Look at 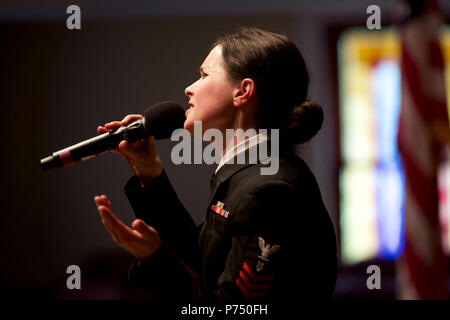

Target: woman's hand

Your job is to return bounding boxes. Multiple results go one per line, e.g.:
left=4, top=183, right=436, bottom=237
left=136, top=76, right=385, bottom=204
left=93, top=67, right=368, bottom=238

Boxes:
left=94, top=194, right=161, bottom=260
left=97, top=114, right=162, bottom=186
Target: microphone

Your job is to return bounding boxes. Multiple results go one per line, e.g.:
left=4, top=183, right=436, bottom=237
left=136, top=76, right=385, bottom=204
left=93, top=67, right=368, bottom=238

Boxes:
left=40, top=101, right=185, bottom=170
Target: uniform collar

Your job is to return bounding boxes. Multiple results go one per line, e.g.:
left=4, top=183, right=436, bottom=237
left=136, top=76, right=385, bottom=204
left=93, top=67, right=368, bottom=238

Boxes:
left=208, top=141, right=273, bottom=205
left=215, top=132, right=268, bottom=174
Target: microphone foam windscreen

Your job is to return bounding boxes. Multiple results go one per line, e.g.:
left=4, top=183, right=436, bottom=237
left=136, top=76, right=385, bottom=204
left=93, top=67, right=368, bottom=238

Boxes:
left=144, top=101, right=186, bottom=139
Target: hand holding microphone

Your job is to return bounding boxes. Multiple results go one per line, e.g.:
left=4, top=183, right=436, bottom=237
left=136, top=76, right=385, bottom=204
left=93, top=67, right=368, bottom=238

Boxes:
left=97, top=114, right=163, bottom=186
left=41, top=101, right=185, bottom=185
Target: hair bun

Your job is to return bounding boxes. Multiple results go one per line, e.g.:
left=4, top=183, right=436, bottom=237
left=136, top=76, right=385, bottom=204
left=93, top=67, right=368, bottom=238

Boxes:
left=285, top=100, right=324, bottom=144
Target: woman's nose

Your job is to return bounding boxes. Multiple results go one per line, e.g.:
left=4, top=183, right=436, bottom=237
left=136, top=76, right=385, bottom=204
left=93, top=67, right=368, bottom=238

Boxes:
left=185, top=83, right=194, bottom=97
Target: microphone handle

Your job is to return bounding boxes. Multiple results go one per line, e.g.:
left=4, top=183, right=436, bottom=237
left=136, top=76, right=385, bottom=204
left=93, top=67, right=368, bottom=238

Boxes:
left=40, top=119, right=148, bottom=170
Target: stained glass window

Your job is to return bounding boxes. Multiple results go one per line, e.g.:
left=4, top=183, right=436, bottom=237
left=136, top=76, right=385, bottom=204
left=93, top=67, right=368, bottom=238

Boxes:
left=338, top=27, right=450, bottom=265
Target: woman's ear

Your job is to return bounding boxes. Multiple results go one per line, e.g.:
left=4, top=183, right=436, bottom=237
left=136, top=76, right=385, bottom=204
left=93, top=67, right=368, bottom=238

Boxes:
left=233, top=78, right=256, bottom=107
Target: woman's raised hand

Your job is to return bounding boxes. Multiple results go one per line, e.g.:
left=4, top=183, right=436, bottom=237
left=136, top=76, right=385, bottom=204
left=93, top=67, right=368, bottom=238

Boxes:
left=97, top=114, right=163, bottom=186
left=94, top=194, right=161, bottom=260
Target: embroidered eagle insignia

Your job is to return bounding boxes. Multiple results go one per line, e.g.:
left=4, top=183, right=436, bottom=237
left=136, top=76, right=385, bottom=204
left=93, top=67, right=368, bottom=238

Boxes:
left=256, top=237, right=280, bottom=272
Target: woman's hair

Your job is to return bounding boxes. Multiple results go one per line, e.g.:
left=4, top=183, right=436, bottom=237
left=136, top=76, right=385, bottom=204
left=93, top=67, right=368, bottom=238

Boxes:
left=213, top=27, right=323, bottom=144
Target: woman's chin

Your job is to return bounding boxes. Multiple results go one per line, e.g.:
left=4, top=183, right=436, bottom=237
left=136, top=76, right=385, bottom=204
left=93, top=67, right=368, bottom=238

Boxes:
left=183, top=120, right=194, bottom=135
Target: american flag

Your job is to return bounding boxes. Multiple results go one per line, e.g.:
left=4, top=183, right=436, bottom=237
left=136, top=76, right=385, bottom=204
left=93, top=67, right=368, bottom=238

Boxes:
left=396, top=0, right=450, bottom=299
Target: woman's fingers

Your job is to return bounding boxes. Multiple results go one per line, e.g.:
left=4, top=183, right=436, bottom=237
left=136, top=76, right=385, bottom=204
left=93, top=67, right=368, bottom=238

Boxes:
left=94, top=195, right=111, bottom=209
left=96, top=205, right=116, bottom=235
left=118, top=140, right=144, bottom=159
left=100, top=194, right=111, bottom=208
left=121, top=114, right=143, bottom=124
left=132, top=219, right=158, bottom=242
left=99, top=207, right=136, bottom=244
left=97, top=126, right=108, bottom=134
left=94, top=195, right=103, bottom=208
left=94, top=195, right=161, bottom=260
left=95, top=199, right=135, bottom=245
left=104, top=121, right=123, bottom=131
left=118, top=140, right=132, bottom=153
left=103, top=114, right=143, bottom=131
left=97, top=114, right=143, bottom=135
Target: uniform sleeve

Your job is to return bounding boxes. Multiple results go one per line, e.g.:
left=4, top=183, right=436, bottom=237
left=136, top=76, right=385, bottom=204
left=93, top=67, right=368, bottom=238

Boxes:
left=125, top=170, right=202, bottom=300
left=206, top=181, right=337, bottom=302
left=124, top=170, right=200, bottom=270
left=128, top=244, right=202, bottom=301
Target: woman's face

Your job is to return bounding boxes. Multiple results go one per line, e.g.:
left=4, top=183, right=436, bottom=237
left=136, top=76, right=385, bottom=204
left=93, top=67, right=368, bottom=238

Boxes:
left=184, top=45, right=238, bottom=137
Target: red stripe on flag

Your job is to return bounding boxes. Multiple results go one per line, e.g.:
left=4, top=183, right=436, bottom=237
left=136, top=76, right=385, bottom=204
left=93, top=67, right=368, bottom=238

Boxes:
left=401, top=40, right=427, bottom=121
left=399, top=147, right=440, bottom=225
left=397, top=0, right=448, bottom=300
left=429, top=40, right=444, bottom=69
left=403, top=236, right=447, bottom=299
left=426, top=97, right=450, bottom=121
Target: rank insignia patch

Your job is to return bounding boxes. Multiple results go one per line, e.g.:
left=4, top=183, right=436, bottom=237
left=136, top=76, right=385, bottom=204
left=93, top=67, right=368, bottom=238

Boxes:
left=210, top=201, right=231, bottom=218
left=235, top=262, right=274, bottom=298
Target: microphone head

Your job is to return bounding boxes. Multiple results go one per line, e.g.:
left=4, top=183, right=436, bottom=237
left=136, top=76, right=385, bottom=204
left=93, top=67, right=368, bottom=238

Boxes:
left=143, top=101, right=186, bottom=139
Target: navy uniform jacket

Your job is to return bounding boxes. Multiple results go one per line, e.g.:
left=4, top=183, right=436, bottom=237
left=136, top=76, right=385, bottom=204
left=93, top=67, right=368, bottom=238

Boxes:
left=125, top=143, right=337, bottom=303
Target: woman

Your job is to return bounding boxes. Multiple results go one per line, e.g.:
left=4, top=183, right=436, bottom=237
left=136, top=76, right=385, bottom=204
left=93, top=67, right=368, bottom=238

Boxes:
left=94, top=27, right=337, bottom=303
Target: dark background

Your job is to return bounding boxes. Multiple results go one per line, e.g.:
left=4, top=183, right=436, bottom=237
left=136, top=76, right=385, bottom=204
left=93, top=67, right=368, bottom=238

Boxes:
left=1, top=0, right=449, bottom=300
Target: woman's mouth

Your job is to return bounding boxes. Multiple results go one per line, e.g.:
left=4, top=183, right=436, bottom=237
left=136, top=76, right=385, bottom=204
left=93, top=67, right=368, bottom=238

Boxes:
left=185, top=105, right=194, bottom=117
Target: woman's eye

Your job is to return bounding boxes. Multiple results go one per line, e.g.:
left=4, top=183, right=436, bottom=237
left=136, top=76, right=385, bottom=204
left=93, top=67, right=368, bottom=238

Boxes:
left=200, top=72, right=208, bottom=78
